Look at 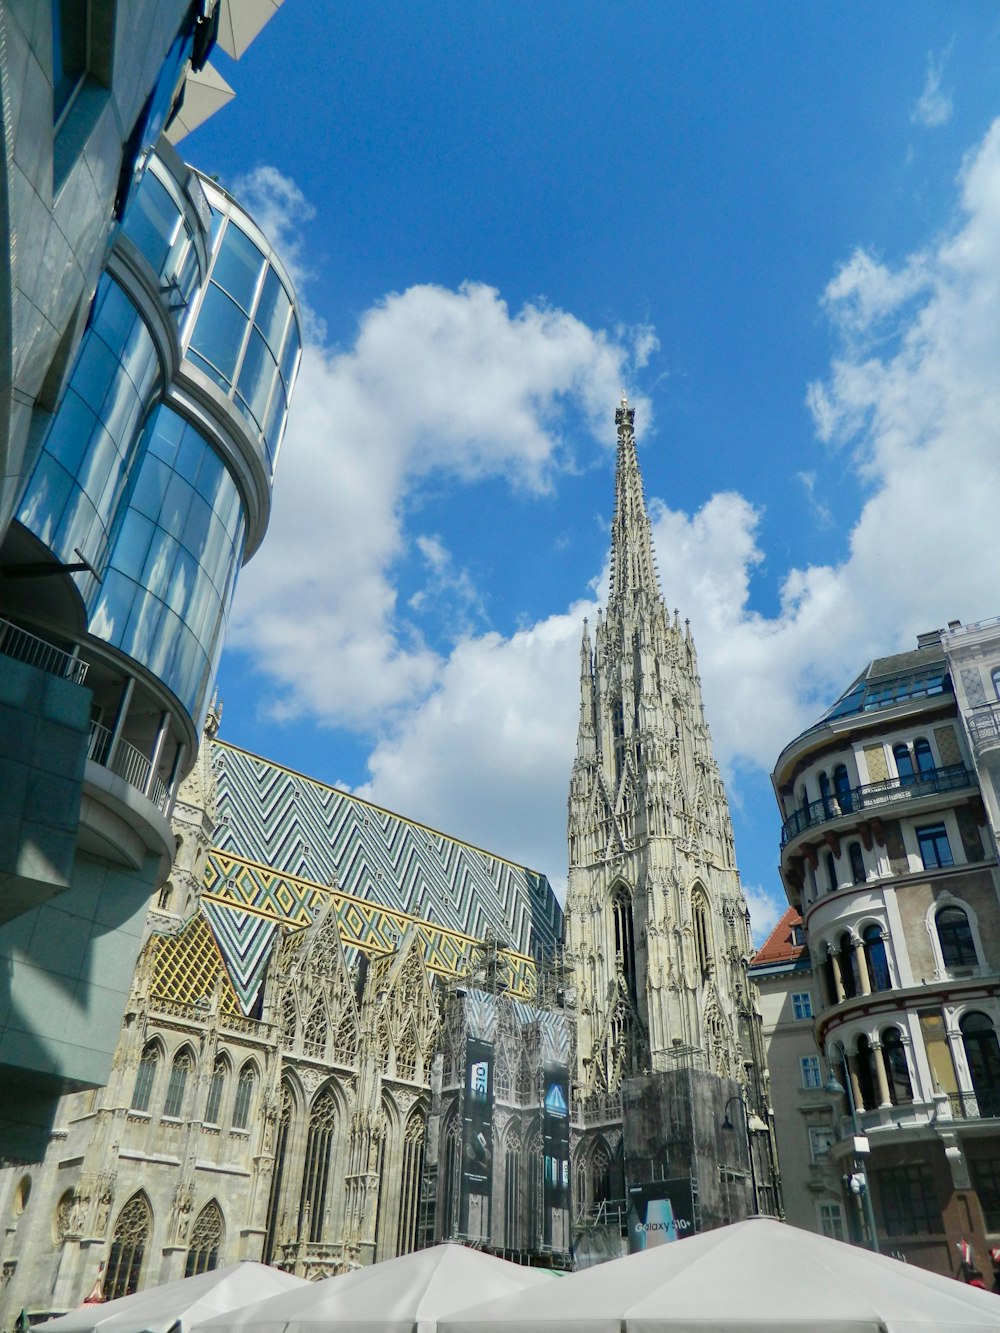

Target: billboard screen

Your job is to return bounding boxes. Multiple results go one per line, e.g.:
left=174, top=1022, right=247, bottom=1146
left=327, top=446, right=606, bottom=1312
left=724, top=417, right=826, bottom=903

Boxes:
left=460, top=1037, right=494, bottom=1238
left=627, top=1178, right=695, bottom=1252
left=542, top=1062, right=571, bottom=1249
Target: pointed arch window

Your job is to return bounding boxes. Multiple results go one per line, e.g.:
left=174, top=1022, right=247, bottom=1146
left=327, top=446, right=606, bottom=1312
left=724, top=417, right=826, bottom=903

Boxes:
left=299, top=1088, right=337, bottom=1243
left=333, top=1008, right=358, bottom=1064
left=693, top=893, right=712, bottom=981
left=106, top=1194, right=151, bottom=1299
left=232, top=1064, right=256, bottom=1130
left=164, top=1049, right=193, bottom=1118
left=611, top=885, right=637, bottom=1002
left=504, top=1140, right=520, bottom=1249
left=611, top=695, right=625, bottom=783
left=304, top=999, right=326, bottom=1057
left=280, top=990, right=297, bottom=1043
left=592, top=1141, right=612, bottom=1205
left=396, top=1022, right=419, bottom=1081
left=185, top=1200, right=223, bottom=1276
left=441, top=1114, right=461, bottom=1238
left=263, top=1082, right=293, bottom=1265
left=204, top=1057, right=227, bottom=1125
left=526, top=1135, right=543, bottom=1249
left=131, top=1043, right=159, bottom=1112
left=396, top=1112, right=425, bottom=1256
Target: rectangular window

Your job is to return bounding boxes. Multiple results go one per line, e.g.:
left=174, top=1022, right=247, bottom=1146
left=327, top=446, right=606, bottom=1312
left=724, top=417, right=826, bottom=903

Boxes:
left=800, top=1055, right=822, bottom=1089
left=970, top=1159, right=1000, bottom=1231
left=809, top=1126, right=834, bottom=1162
left=792, top=992, right=813, bottom=1021
left=916, top=823, right=954, bottom=869
left=818, top=1201, right=845, bottom=1240
left=875, top=1164, right=943, bottom=1237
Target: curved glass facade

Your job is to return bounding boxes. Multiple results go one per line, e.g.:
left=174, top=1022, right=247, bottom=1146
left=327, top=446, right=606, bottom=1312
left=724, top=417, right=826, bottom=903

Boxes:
left=88, top=406, right=246, bottom=717
left=120, top=162, right=205, bottom=319
left=17, top=276, right=161, bottom=574
left=185, top=201, right=301, bottom=477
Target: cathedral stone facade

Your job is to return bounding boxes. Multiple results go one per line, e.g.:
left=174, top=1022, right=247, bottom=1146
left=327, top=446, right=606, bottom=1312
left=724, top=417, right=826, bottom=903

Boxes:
left=0, top=402, right=775, bottom=1318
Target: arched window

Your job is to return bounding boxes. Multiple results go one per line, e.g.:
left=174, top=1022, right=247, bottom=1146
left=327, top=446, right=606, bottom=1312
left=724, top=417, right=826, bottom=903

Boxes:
left=960, top=1012, right=1000, bottom=1117
left=205, top=1057, right=227, bottom=1125
left=494, top=1057, right=511, bottom=1102
left=692, top=893, right=711, bottom=981
left=824, top=852, right=837, bottom=894
left=526, top=1135, right=542, bottom=1249
left=880, top=1028, right=913, bottom=1105
left=106, top=1193, right=151, bottom=1299
left=504, top=1140, right=521, bottom=1249
left=592, top=1142, right=612, bottom=1205
left=131, top=1044, right=159, bottom=1112
left=855, top=1035, right=877, bottom=1113
left=396, top=1112, right=425, bottom=1256
left=396, top=1022, right=419, bottom=1081
left=304, top=999, right=326, bottom=1057
left=611, top=695, right=625, bottom=783
left=164, top=1048, right=193, bottom=1118
left=862, top=925, right=890, bottom=992
left=232, top=1064, right=256, bottom=1130
left=441, top=1115, right=461, bottom=1238
left=612, top=886, right=638, bottom=1001
left=185, top=1201, right=223, bottom=1276
left=936, top=906, right=977, bottom=969
left=893, top=743, right=915, bottom=786
left=838, top=932, right=859, bottom=1000
left=333, top=1009, right=358, bottom=1064
left=818, top=771, right=832, bottom=816
left=848, top=842, right=865, bottom=885
left=263, top=1082, right=292, bottom=1265
left=833, top=764, right=852, bottom=812
left=280, top=990, right=297, bottom=1042
left=914, top=737, right=934, bottom=775
left=299, top=1088, right=337, bottom=1243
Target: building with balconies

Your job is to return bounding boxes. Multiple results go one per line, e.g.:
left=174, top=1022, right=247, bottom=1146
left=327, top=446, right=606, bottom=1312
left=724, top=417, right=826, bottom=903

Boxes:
left=772, top=628, right=1000, bottom=1278
left=0, top=137, right=302, bottom=1160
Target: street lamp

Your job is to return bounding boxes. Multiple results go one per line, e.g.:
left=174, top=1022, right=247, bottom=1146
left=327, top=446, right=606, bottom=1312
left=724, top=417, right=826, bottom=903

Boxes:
left=722, top=1093, right=768, bottom=1216
left=824, top=1043, right=880, bottom=1253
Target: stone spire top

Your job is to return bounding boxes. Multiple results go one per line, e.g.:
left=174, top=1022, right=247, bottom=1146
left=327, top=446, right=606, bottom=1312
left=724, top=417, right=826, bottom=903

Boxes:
left=609, top=394, right=660, bottom=607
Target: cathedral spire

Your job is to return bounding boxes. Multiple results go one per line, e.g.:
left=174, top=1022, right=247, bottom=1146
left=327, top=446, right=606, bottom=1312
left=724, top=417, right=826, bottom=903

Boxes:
left=576, top=618, right=597, bottom=762
left=609, top=395, right=660, bottom=607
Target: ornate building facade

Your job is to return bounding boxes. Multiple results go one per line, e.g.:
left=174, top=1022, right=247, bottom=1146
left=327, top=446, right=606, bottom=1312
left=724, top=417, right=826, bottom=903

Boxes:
left=565, top=400, right=776, bottom=1261
left=0, top=401, right=774, bottom=1317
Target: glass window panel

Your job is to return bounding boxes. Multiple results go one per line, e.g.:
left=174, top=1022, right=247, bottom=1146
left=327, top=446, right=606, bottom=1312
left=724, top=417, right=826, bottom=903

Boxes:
left=165, top=546, right=198, bottom=616
left=74, top=336, right=119, bottom=413
left=175, top=425, right=205, bottom=489
left=186, top=348, right=231, bottom=395
left=124, top=587, right=167, bottom=665
left=254, top=267, right=291, bottom=353
left=169, top=237, right=201, bottom=315
left=89, top=570, right=135, bottom=643
left=98, top=370, right=143, bottom=458
left=196, top=442, right=225, bottom=501
left=263, top=379, right=286, bottom=462
left=210, top=223, right=264, bottom=312
left=114, top=511, right=156, bottom=581
left=18, top=453, right=73, bottom=548
left=160, top=470, right=193, bottom=535
left=182, top=491, right=214, bottom=559
left=141, top=526, right=176, bottom=600
left=189, top=284, right=249, bottom=385
left=280, top=319, right=301, bottom=388
left=131, top=456, right=172, bottom=520
left=148, top=408, right=185, bottom=466
left=55, top=488, right=100, bottom=564
left=237, top=328, right=277, bottom=428
left=44, top=390, right=97, bottom=476
left=94, top=278, right=138, bottom=351
left=122, top=172, right=180, bottom=275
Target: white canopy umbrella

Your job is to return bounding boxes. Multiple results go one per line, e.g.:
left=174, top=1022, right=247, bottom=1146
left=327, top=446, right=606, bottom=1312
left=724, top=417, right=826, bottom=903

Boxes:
left=194, top=1244, right=551, bottom=1333
left=439, top=1218, right=1000, bottom=1333
left=35, top=1262, right=306, bottom=1333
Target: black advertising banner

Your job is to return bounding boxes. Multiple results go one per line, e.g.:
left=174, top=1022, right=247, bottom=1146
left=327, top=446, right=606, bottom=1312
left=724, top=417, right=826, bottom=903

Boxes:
left=542, top=1062, right=571, bottom=1249
left=627, top=1178, right=695, bottom=1252
left=460, top=1037, right=494, bottom=1238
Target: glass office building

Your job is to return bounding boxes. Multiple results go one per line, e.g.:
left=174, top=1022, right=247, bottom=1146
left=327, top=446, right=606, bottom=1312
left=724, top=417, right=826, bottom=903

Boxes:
left=0, top=139, right=301, bottom=1159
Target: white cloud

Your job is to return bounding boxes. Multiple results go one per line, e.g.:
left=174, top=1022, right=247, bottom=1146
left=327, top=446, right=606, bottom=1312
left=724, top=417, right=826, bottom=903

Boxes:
left=228, top=277, right=654, bottom=730
left=231, top=120, right=1000, bottom=940
left=911, top=52, right=953, bottom=128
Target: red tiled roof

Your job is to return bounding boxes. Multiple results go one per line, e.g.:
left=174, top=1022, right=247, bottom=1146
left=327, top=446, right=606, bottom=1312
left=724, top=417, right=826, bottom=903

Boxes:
left=751, top=905, right=807, bottom=966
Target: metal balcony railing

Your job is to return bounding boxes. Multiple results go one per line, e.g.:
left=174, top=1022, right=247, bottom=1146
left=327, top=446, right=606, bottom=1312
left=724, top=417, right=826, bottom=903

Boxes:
left=967, top=701, right=1000, bottom=757
left=88, top=721, right=169, bottom=812
left=0, top=616, right=88, bottom=684
left=946, top=1088, right=1000, bottom=1120
left=780, top=763, right=973, bottom=846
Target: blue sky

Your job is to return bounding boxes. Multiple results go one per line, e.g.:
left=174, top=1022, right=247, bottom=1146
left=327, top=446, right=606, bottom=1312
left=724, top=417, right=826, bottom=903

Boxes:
left=184, top=3, right=1000, bottom=939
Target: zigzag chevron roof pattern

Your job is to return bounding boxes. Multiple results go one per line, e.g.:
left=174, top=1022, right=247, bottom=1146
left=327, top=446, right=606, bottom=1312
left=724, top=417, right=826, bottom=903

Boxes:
left=209, top=740, right=563, bottom=956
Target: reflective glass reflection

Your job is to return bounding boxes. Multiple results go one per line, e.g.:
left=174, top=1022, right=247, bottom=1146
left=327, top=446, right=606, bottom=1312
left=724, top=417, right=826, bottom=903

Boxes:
left=255, top=267, right=291, bottom=351
left=211, top=223, right=264, bottom=312
left=189, top=284, right=248, bottom=385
